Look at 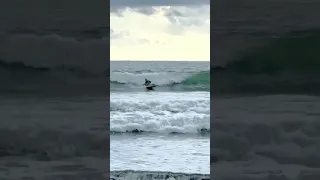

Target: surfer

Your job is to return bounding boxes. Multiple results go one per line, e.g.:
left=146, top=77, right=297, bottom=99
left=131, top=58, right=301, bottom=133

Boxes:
left=144, top=79, right=151, bottom=86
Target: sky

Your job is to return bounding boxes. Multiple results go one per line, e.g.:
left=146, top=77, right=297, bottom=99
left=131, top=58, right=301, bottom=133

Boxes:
left=110, top=0, right=210, bottom=61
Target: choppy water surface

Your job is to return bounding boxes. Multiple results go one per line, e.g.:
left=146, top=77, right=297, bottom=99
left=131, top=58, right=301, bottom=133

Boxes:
left=0, top=96, right=108, bottom=180
left=212, top=95, right=320, bottom=180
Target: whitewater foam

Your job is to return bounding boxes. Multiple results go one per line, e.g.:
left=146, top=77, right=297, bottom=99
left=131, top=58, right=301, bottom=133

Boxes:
left=0, top=96, right=108, bottom=179
left=110, top=170, right=210, bottom=180
left=0, top=127, right=107, bottom=161
left=212, top=95, right=320, bottom=180
left=110, top=92, right=210, bottom=134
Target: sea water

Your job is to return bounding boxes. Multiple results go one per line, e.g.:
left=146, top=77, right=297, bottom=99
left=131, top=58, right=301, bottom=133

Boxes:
left=211, top=1, right=320, bottom=179
left=110, top=61, right=210, bottom=179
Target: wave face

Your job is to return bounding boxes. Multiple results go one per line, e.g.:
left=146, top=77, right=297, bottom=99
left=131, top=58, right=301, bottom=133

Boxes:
left=111, top=61, right=210, bottom=92
left=0, top=59, right=108, bottom=96
left=0, top=33, right=108, bottom=72
left=212, top=30, right=320, bottom=95
left=0, top=17, right=108, bottom=96
left=0, top=0, right=108, bottom=77
left=111, top=71, right=209, bottom=91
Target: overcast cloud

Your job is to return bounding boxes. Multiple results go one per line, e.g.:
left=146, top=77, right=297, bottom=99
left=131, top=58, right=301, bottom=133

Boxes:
left=110, top=0, right=210, bottom=61
left=111, top=0, right=210, bottom=7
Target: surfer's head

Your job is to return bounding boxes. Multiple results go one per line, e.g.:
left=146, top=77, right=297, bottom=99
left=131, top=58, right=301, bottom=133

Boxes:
left=145, top=79, right=147, bottom=81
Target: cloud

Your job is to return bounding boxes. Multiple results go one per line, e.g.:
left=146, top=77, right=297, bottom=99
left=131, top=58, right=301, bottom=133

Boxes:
left=110, top=2, right=210, bottom=61
left=110, top=0, right=210, bottom=7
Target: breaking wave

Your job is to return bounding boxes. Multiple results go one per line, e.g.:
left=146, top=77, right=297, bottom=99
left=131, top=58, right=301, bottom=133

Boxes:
left=110, top=92, right=210, bottom=134
left=0, top=60, right=107, bottom=75
left=110, top=170, right=210, bottom=180
left=110, top=111, right=210, bottom=134
left=0, top=33, right=108, bottom=96
left=110, top=120, right=210, bottom=134
left=212, top=95, right=320, bottom=179
left=111, top=71, right=210, bottom=91
left=212, top=30, right=320, bottom=95
left=0, top=59, right=108, bottom=96
left=0, top=127, right=107, bottom=161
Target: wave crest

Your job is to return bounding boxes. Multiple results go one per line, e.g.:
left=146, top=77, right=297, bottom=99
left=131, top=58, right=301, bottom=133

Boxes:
left=227, top=31, right=320, bottom=74
left=111, top=71, right=209, bottom=91
left=0, top=34, right=108, bottom=74
left=0, top=60, right=108, bottom=96
left=212, top=30, right=320, bottom=94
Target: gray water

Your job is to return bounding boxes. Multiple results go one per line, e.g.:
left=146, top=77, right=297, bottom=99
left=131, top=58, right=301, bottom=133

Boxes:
left=211, top=1, right=320, bottom=179
left=212, top=95, right=320, bottom=180
left=0, top=95, right=108, bottom=180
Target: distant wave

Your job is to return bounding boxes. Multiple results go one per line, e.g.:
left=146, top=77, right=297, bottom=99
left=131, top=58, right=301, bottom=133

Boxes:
left=111, top=71, right=209, bottom=91
left=212, top=30, right=320, bottom=95
left=0, top=33, right=108, bottom=74
left=110, top=170, right=210, bottom=180
left=0, top=60, right=107, bottom=76
left=0, top=60, right=108, bottom=96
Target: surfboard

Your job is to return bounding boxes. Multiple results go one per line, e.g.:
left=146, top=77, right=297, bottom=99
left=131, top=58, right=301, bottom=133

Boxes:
left=145, top=84, right=156, bottom=90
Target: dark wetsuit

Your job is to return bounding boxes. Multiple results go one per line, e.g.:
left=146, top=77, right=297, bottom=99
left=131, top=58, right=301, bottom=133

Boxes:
left=145, top=80, right=151, bottom=86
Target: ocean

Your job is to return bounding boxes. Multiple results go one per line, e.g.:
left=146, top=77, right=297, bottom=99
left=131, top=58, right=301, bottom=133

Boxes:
left=0, top=96, right=108, bottom=180
left=0, top=6, right=109, bottom=178
left=211, top=0, right=320, bottom=179
left=0, top=64, right=109, bottom=179
left=110, top=61, right=210, bottom=179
